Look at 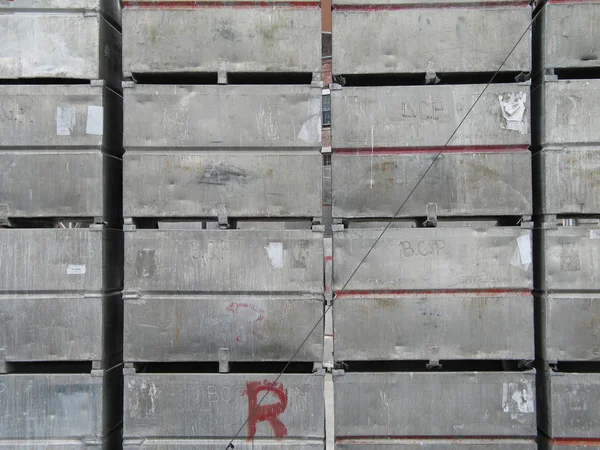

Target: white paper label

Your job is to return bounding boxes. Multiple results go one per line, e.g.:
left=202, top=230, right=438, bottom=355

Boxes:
left=67, top=264, right=86, bottom=275
left=56, top=106, right=75, bottom=136
left=590, top=230, right=600, bottom=239
left=499, top=92, right=527, bottom=134
left=264, top=242, right=283, bottom=269
left=86, top=105, right=104, bottom=135
left=517, top=234, right=532, bottom=265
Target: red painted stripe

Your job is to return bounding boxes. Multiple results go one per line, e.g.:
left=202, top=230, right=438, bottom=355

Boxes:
left=335, top=289, right=531, bottom=297
left=123, top=1, right=320, bottom=8
left=550, top=438, right=600, bottom=446
left=324, top=256, right=333, bottom=262
left=334, top=145, right=530, bottom=155
left=337, top=436, right=534, bottom=442
left=549, top=0, right=600, bottom=4
left=334, top=1, right=529, bottom=10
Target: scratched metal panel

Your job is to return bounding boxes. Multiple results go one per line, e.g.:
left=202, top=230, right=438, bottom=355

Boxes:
left=334, top=293, right=534, bottom=361
left=124, top=85, right=321, bottom=149
left=534, top=147, right=600, bottom=215
left=334, top=372, right=536, bottom=437
left=539, top=293, right=600, bottom=362
left=124, top=151, right=322, bottom=218
left=331, top=84, right=530, bottom=148
left=332, top=150, right=532, bottom=218
left=539, top=79, right=600, bottom=147
left=333, top=227, right=532, bottom=291
left=123, top=373, right=325, bottom=438
left=541, top=373, right=600, bottom=438
left=337, top=439, right=537, bottom=449
left=0, top=85, right=122, bottom=151
left=122, top=7, right=320, bottom=76
left=537, top=1, right=600, bottom=71
left=124, top=295, right=322, bottom=362
left=0, top=12, right=121, bottom=87
left=0, top=228, right=122, bottom=293
left=333, top=6, right=530, bottom=74
left=123, top=439, right=324, bottom=449
left=536, top=226, right=600, bottom=291
left=0, top=366, right=121, bottom=440
left=125, top=229, right=323, bottom=294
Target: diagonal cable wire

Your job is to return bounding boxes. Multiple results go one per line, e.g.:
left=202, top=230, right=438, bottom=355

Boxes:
left=226, top=4, right=544, bottom=448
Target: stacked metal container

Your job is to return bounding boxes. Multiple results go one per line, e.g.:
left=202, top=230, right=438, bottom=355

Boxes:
left=0, top=1, right=123, bottom=448
left=330, top=0, right=537, bottom=448
left=533, top=1, right=600, bottom=448
left=120, top=1, right=325, bottom=448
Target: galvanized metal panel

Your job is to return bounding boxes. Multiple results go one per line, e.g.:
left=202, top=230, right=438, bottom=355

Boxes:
left=0, top=366, right=121, bottom=440
left=333, top=227, right=533, bottom=291
left=123, top=440, right=324, bottom=449
left=336, top=439, right=537, bottom=449
left=124, top=151, right=322, bottom=218
left=536, top=226, right=600, bottom=291
left=0, top=228, right=122, bottom=293
left=333, top=0, right=527, bottom=5
left=123, top=373, right=325, bottom=438
left=334, top=293, right=534, bottom=361
left=124, top=295, right=322, bottom=362
left=333, top=150, right=532, bottom=218
left=331, top=85, right=530, bottom=148
left=333, top=6, right=530, bottom=74
left=539, top=79, right=600, bottom=147
left=124, top=229, right=323, bottom=294
left=539, top=293, right=600, bottom=362
left=0, top=12, right=121, bottom=86
left=0, top=85, right=122, bottom=151
left=534, top=147, right=600, bottom=215
left=124, top=85, right=321, bottom=149
left=0, top=1, right=121, bottom=25
left=537, top=1, right=600, bottom=71
left=544, top=373, right=600, bottom=438
left=122, top=6, right=320, bottom=76
left=334, top=372, right=536, bottom=437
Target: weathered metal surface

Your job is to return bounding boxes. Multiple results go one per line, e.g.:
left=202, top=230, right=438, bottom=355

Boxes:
left=124, top=151, right=321, bottom=218
left=334, top=372, right=536, bottom=437
left=332, top=84, right=530, bottom=148
left=536, top=1, right=600, bottom=71
left=0, top=1, right=121, bottom=25
left=123, top=373, right=324, bottom=439
left=333, top=5, right=530, bottom=74
left=0, top=12, right=121, bottom=87
left=538, top=293, right=600, bottom=362
left=0, top=365, right=121, bottom=441
left=534, top=147, right=600, bottom=215
left=123, top=440, right=324, bottom=449
left=333, top=227, right=533, bottom=291
left=333, top=149, right=532, bottom=218
left=334, top=292, right=534, bottom=361
left=540, top=438, right=600, bottom=450
left=125, top=229, right=323, bottom=294
left=0, top=228, right=122, bottom=293
left=538, top=79, right=600, bottom=147
left=124, top=295, right=322, bottom=362
left=122, top=6, right=320, bottom=76
left=0, top=151, right=121, bottom=223
left=337, top=439, right=537, bottom=449
left=540, top=372, right=600, bottom=438
left=0, top=85, right=122, bottom=151
left=0, top=293, right=121, bottom=365
left=124, top=85, right=321, bottom=149
left=536, top=225, right=600, bottom=291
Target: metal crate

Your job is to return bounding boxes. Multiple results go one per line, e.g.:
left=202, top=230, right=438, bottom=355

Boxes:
left=124, top=150, right=322, bottom=219
left=123, top=84, right=322, bottom=150
left=334, top=371, right=537, bottom=437
left=122, top=1, right=320, bottom=77
left=123, top=373, right=324, bottom=445
left=0, top=1, right=121, bottom=25
left=336, top=440, right=537, bottom=449
left=331, top=84, right=530, bottom=149
left=333, top=149, right=532, bottom=218
left=123, top=442, right=324, bottom=449
left=333, top=292, right=534, bottom=361
left=333, top=226, right=532, bottom=291
left=332, top=0, right=531, bottom=74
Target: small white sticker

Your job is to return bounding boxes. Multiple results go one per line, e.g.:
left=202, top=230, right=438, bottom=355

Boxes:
left=86, top=105, right=104, bottom=135
left=264, top=242, right=283, bottom=269
left=499, top=92, right=527, bottom=134
left=56, top=106, right=75, bottom=136
left=517, top=234, right=532, bottom=265
left=298, top=115, right=322, bottom=144
left=67, top=264, right=86, bottom=275
left=590, top=230, right=600, bottom=239
left=502, top=382, right=534, bottom=414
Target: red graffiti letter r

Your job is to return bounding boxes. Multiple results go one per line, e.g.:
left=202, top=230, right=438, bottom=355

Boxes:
left=244, top=380, right=288, bottom=440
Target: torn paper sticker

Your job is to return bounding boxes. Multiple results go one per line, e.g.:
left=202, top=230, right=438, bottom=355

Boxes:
left=298, top=114, right=322, bottom=144
left=86, top=105, right=104, bottom=136
left=56, top=106, right=75, bottom=136
left=499, top=92, right=527, bottom=134
left=67, top=264, right=86, bottom=275
left=502, top=382, right=535, bottom=421
left=264, top=242, right=283, bottom=269
left=590, top=230, right=600, bottom=239
left=510, top=234, right=532, bottom=270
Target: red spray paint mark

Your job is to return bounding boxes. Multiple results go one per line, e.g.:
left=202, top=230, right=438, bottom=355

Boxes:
left=334, top=145, right=529, bottom=155
left=243, top=380, right=288, bottom=440
left=333, top=1, right=529, bottom=10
